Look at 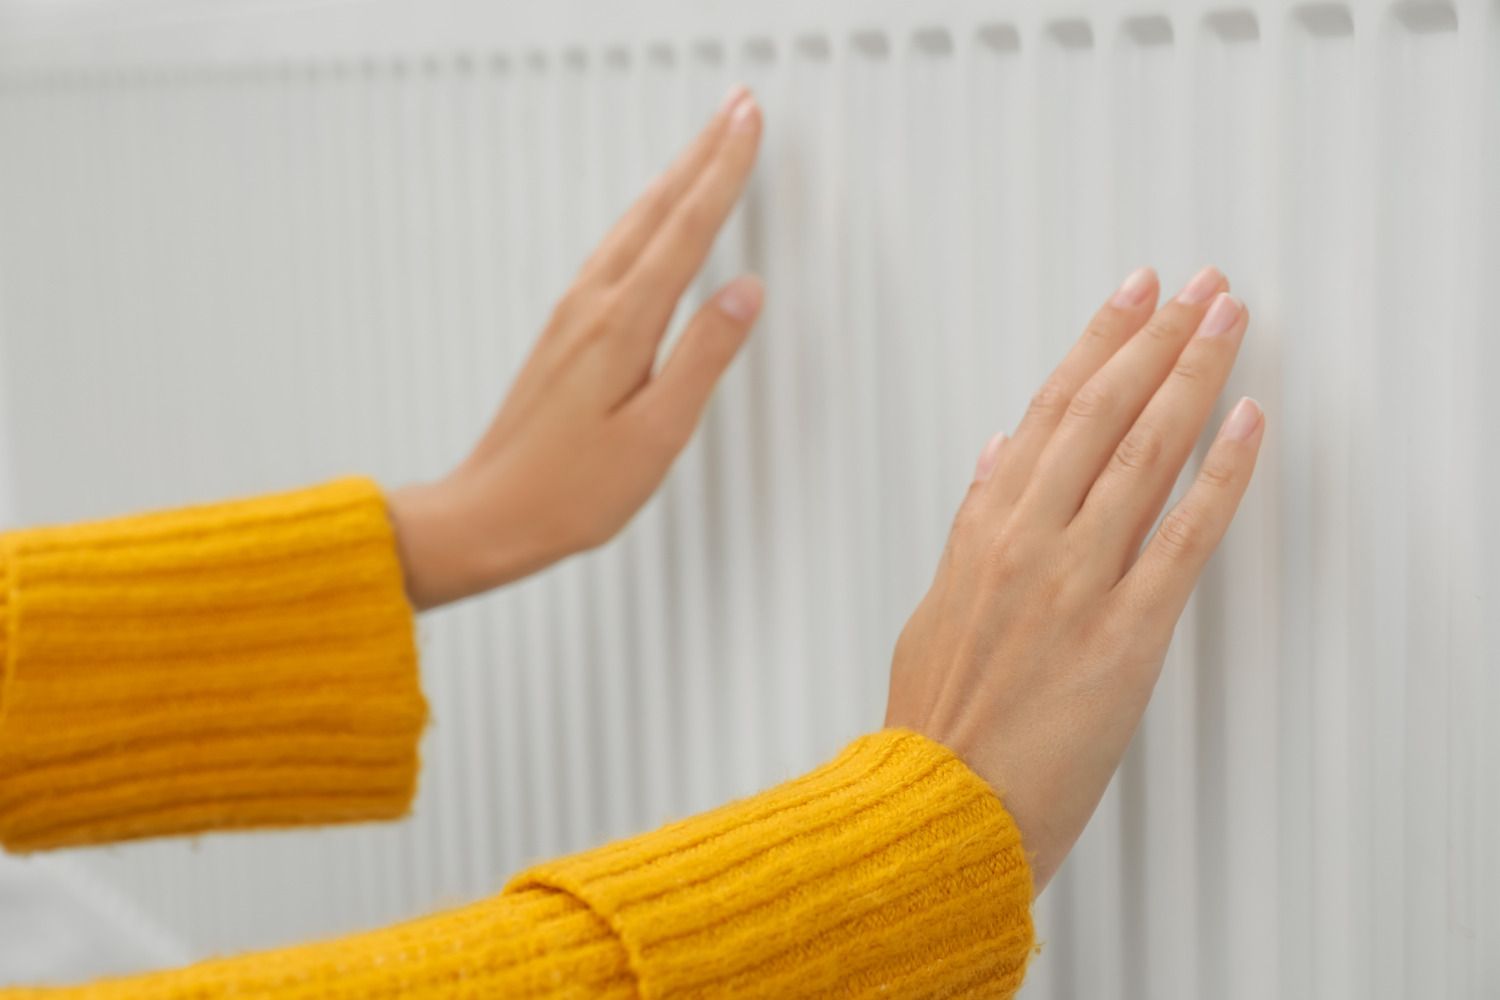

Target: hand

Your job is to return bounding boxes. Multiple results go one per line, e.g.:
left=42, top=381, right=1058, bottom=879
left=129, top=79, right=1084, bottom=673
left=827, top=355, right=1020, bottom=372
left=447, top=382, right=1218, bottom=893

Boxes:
left=390, top=87, right=764, bottom=609
left=884, top=266, right=1265, bottom=894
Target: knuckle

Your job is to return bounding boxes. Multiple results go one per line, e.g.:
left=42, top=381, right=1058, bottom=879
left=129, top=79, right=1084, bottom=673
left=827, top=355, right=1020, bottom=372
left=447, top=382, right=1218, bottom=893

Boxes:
left=1197, top=455, right=1238, bottom=491
left=551, top=285, right=607, bottom=334
left=1169, top=354, right=1207, bottom=386
left=1066, top=380, right=1114, bottom=422
left=979, top=523, right=1048, bottom=586
left=1080, top=320, right=1114, bottom=347
left=678, top=197, right=718, bottom=239
left=1141, top=315, right=1181, bottom=345
left=1155, top=507, right=1203, bottom=561
left=584, top=289, right=632, bottom=341
left=1112, top=424, right=1164, bottom=473
left=580, top=317, right=616, bottom=347
left=980, top=532, right=1029, bottom=584
left=1026, top=379, right=1071, bottom=422
left=580, top=314, right=613, bottom=344
left=595, top=283, right=627, bottom=312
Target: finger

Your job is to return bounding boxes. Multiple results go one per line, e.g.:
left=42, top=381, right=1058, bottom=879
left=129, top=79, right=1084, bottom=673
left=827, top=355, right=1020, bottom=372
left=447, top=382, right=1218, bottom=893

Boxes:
left=576, top=85, right=748, bottom=287
left=973, top=432, right=1007, bottom=483
left=618, top=95, right=763, bottom=343
left=983, top=266, right=1160, bottom=507
left=1116, top=396, right=1265, bottom=621
left=1072, top=292, right=1250, bottom=577
left=1017, top=264, right=1229, bottom=523
left=621, top=275, right=763, bottom=451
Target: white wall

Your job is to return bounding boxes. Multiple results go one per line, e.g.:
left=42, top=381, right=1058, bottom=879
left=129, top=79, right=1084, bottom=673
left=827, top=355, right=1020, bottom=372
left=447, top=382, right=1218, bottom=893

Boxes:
left=0, top=0, right=1496, bottom=996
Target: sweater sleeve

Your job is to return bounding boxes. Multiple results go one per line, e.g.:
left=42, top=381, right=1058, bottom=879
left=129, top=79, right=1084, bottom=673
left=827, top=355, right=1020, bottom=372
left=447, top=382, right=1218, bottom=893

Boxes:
left=1, top=731, right=1034, bottom=999
left=0, top=480, right=1035, bottom=996
left=510, top=728, right=1036, bottom=997
left=0, top=477, right=427, bottom=851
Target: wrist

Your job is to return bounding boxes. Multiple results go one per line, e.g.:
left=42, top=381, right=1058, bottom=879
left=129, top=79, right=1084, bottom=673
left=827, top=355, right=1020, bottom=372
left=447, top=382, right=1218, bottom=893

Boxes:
left=386, top=470, right=565, bottom=610
left=389, top=475, right=528, bottom=610
left=387, top=479, right=471, bottom=610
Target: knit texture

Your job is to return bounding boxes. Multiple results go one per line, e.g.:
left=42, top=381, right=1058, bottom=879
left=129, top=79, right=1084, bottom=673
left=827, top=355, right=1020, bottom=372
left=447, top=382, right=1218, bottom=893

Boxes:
left=0, top=886, right=634, bottom=999
left=0, top=480, right=1036, bottom=997
left=1, top=731, right=1033, bottom=999
left=513, top=729, right=1035, bottom=998
left=0, top=477, right=426, bottom=851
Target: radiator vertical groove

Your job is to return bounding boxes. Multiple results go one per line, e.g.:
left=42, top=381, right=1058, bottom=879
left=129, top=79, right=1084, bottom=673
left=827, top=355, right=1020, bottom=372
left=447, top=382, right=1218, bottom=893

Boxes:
left=0, top=2, right=1495, bottom=996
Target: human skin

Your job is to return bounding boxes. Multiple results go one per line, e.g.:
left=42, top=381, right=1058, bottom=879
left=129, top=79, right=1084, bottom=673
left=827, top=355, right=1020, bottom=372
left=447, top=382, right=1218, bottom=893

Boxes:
left=387, top=86, right=1265, bottom=897
left=388, top=84, right=765, bottom=609
left=885, top=265, right=1262, bottom=893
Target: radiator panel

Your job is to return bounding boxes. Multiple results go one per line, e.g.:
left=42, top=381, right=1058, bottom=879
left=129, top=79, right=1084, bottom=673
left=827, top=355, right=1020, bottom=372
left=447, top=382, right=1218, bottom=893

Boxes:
left=0, top=1, right=1497, bottom=996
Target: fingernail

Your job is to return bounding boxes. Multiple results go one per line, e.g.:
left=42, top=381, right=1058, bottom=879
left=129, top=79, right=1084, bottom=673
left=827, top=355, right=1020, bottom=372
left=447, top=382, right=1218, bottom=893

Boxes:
left=715, top=276, right=763, bottom=322
left=1196, top=292, right=1243, bottom=338
left=719, top=83, right=748, bottom=114
left=1221, top=396, right=1263, bottom=442
left=974, top=432, right=1006, bottom=482
left=1177, top=265, right=1223, bottom=304
left=1110, top=266, right=1155, bottom=308
left=730, top=95, right=760, bottom=132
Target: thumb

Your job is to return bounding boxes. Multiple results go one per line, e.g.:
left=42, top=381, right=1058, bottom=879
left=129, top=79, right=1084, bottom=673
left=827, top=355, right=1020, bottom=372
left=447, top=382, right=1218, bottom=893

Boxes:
left=631, top=274, right=763, bottom=450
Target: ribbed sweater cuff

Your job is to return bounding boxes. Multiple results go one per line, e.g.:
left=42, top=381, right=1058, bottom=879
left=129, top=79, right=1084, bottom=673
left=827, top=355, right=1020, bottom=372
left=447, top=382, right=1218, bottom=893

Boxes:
left=511, top=729, right=1035, bottom=998
left=0, top=477, right=426, bottom=852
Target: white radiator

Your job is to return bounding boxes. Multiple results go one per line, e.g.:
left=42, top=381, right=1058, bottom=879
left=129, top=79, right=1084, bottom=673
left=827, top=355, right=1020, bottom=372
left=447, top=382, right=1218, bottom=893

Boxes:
left=0, top=0, right=1497, bottom=996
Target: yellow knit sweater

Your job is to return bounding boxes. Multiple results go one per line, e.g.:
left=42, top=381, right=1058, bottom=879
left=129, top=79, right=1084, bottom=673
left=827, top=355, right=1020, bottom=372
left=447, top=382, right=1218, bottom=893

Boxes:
left=0, top=478, right=1034, bottom=998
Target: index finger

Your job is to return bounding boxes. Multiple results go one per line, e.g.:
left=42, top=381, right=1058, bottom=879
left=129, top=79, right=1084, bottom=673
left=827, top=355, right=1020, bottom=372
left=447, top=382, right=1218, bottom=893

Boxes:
left=1016, top=265, right=1229, bottom=525
left=982, top=266, right=1161, bottom=508
left=576, top=85, right=749, bottom=287
left=617, top=94, right=763, bottom=340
